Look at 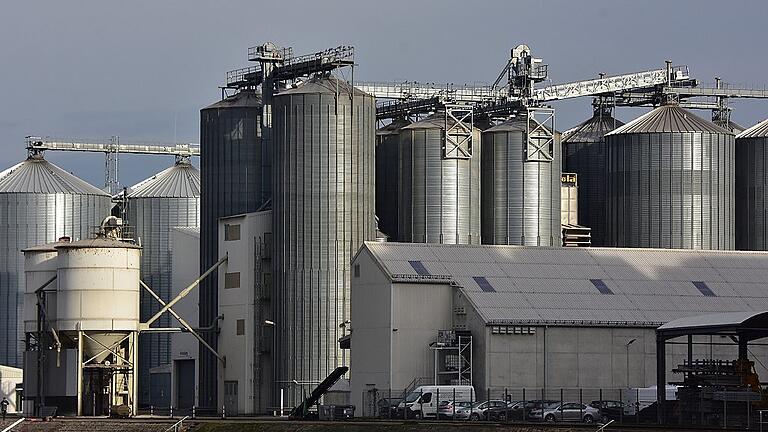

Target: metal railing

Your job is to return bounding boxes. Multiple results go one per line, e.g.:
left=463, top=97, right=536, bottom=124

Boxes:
left=163, top=416, right=189, bottom=432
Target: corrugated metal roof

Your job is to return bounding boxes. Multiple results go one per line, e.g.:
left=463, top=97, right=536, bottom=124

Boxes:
left=0, top=156, right=109, bottom=195
left=126, top=160, right=200, bottom=198
left=361, top=242, right=768, bottom=327
left=562, top=112, right=625, bottom=143
left=658, top=311, right=766, bottom=332
left=56, top=237, right=142, bottom=249
left=202, top=89, right=262, bottom=110
left=172, top=226, right=200, bottom=237
left=277, top=76, right=371, bottom=97
left=606, top=104, right=731, bottom=135
left=377, top=118, right=412, bottom=136
left=484, top=116, right=559, bottom=134
left=736, top=118, right=768, bottom=139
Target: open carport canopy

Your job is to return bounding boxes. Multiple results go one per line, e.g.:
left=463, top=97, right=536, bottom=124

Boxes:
left=657, top=310, right=768, bottom=340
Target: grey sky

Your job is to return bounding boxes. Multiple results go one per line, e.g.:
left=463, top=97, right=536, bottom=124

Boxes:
left=1, top=0, right=767, bottom=187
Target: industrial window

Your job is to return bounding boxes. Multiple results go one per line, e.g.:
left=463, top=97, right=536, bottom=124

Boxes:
left=473, top=276, right=496, bottom=293
left=236, top=319, right=245, bottom=335
left=590, top=279, right=614, bottom=295
left=224, top=272, right=241, bottom=289
left=408, top=260, right=430, bottom=276
left=693, top=281, right=717, bottom=297
left=354, top=264, right=360, bottom=278
left=224, top=224, right=241, bottom=241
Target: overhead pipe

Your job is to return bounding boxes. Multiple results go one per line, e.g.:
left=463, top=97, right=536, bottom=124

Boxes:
left=140, top=280, right=226, bottom=365
left=144, top=254, right=227, bottom=326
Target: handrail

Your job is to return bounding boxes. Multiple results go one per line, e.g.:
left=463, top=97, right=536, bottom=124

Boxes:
left=163, top=415, right=189, bottom=432
left=2, top=418, right=25, bottom=432
left=596, top=419, right=614, bottom=432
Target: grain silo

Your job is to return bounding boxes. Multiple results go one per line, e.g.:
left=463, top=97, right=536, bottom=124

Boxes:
left=735, top=118, right=768, bottom=250
left=398, top=115, right=481, bottom=244
left=604, top=104, right=735, bottom=249
left=199, top=89, right=266, bottom=407
left=562, top=108, right=625, bottom=245
left=126, top=157, right=200, bottom=406
left=0, top=153, right=110, bottom=367
left=375, top=118, right=411, bottom=240
left=272, top=75, right=376, bottom=404
left=481, top=116, right=561, bottom=246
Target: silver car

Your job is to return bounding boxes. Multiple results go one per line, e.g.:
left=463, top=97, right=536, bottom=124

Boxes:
left=541, top=402, right=600, bottom=423
left=456, top=400, right=507, bottom=421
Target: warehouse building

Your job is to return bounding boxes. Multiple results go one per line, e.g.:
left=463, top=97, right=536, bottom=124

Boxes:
left=350, top=242, right=768, bottom=409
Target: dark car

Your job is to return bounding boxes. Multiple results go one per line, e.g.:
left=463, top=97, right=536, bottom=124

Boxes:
left=484, top=400, right=525, bottom=421
left=589, top=400, right=626, bottom=422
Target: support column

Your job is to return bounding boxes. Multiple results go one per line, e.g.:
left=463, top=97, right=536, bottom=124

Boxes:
left=738, top=333, right=748, bottom=361
left=656, top=334, right=666, bottom=424
left=77, top=330, right=83, bottom=416
left=131, top=332, right=139, bottom=417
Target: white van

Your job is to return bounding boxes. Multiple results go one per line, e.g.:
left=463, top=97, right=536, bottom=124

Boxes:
left=398, top=385, right=475, bottom=419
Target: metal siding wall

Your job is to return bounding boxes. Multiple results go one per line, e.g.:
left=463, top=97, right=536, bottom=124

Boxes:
left=735, top=136, right=765, bottom=250
left=481, top=127, right=561, bottom=246
left=606, top=131, right=734, bottom=250
left=272, top=81, right=375, bottom=405
left=199, top=96, right=265, bottom=409
left=375, top=130, right=402, bottom=240
left=131, top=194, right=200, bottom=405
left=397, top=123, right=481, bottom=244
left=0, top=192, right=109, bottom=367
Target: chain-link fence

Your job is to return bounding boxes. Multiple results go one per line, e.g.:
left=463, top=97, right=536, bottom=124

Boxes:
left=360, top=387, right=764, bottom=429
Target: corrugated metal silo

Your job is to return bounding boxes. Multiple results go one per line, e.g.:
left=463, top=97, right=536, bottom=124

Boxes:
left=0, top=153, right=110, bottom=367
left=562, top=108, right=625, bottom=245
left=272, top=76, right=376, bottom=404
left=605, top=104, right=735, bottom=249
left=398, top=115, right=481, bottom=244
left=481, top=117, right=562, bottom=246
left=199, top=89, right=266, bottom=407
left=127, top=157, right=200, bottom=406
left=735, top=118, right=768, bottom=250
left=376, top=118, right=411, bottom=240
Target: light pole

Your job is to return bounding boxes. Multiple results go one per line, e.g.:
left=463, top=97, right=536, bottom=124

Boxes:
left=625, top=338, right=636, bottom=388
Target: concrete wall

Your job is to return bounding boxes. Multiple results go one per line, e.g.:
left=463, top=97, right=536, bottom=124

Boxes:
left=170, top=227, right=200, bottom=409
left=350, top=249, right=454, bottom=409
left=217, top=212, right=271, bottom=415
left=0, top=364, right=22, bottom=413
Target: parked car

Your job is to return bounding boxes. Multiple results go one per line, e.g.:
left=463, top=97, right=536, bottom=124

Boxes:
left=589, top=400, right=626, bottom=421
left=525, top=400, right=560, bottom=421
left=397, top=385, right=475, bottom=419
left=376, top=397, right=402, bottom=418
left=540, top=402, right=600, bottom=423
left=483, top=400, right=526, bottom=421
left=456, top=400, right=507, bottom=421
left=437, top=400, right=473, bottom=419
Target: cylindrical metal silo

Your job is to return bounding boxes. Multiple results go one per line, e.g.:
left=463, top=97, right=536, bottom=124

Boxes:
left=0, top=153, right=110, bottom=367
left=398, top=115, right=481, bottom=244
left=735, top=118, right=768, bottom=250
left=22, top=239, right=71, bottom=336
left=562, top=108, right=624, bottom=245
left=126, top=157, right=200, bottom=406
left=199, top=89, right=266, bottom=407
left=605, top=104, right=735, bottom=249
left=375, top=118, right=411, bottom=240
left=481, top=117, right=562, bottom=246
left=272, top=76, right=375, bottom=404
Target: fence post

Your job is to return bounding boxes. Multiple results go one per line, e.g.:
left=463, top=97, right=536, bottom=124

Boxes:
left=388, top=388, right=392, bottom=419
left=453, top=388, right=456, bottom=420
left=170, top=405, right=174, bottom=419
left=192, top=406, right=196, bottom=419
left=436, top=388, right=440, bottom=420
left=579, top=388, right=583, bottom=421
left=598, top=389, right=603, bottom=423
left=419, top=388, right=423, bottom=419
left=151, top=405, right=154, bottom=416
left=619, top=388, right=623, bottom=424
left=541, top=388, right=545, bottom=421
left=403, top=389, right=407, bottom=420
left=222, top=405, right=226, bottom=419
left=522, top=388, right=526, bottom=422
left=637, top=387, right=640, bottom=425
